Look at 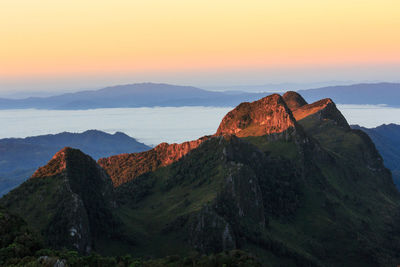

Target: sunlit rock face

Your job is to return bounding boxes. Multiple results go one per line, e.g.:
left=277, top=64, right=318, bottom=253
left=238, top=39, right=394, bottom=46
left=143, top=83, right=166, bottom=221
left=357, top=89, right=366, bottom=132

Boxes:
left=215, top=94, right=298, bottom=137
left=31, top=147, right=69, bottom=178
left=98, top=136, right=211, bottom=186
left=291, top=98, right=350, bottom=128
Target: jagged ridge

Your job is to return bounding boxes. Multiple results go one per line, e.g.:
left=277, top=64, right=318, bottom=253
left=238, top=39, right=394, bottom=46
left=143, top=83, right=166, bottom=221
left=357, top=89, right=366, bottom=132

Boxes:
left=98, top=136, right=210, bottom=186
left=99, top=92, right=351, bottom=187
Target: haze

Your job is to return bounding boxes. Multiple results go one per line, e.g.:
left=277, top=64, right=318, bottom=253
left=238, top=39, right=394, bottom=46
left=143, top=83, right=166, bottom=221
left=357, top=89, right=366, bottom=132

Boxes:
left=1, top=0, right=400, bottom=94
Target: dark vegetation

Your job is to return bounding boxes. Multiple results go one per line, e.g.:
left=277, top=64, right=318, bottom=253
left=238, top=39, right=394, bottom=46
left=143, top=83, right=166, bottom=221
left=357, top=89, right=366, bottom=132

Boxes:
left=0, top=207, right=260, bottom=266
left=0, top=148, right=116, bottom=254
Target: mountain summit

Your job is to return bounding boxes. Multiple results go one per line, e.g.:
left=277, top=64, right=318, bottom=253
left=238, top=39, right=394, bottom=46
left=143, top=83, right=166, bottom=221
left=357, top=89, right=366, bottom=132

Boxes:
left=1, top=147, right=115, bottom=254
left=282, top=91, right=308, bottom=110
left=31, top=147, right=70, bottom=178
left=215, top=94, right=298, bottom=137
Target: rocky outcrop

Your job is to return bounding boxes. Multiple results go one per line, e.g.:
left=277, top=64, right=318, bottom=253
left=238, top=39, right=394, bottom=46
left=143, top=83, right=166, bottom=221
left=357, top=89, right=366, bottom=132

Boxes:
left=291, top=98, right=350, bottom=129
left=189, top=205, right=236, bottom=253
left=282, top=91, right=308, bottom=110
left=98, top=136, right=210, bottom=186
left=31, top=148, right=69, bottom=178
left=215, top=94, right=298, bottom=137
left=188, top=135, right=300, bottom=253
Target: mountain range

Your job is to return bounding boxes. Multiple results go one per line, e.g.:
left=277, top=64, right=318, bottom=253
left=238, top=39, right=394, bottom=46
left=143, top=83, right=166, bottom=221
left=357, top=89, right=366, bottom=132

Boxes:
left=298, top=82, right=400, bottom=106
left=0, top=83, right=266, bottom=110
left=1, top=82, right=399, bottom=110
left=2, top=91, right=400, bottom=266
left=0, top=130, right=150, bottom=196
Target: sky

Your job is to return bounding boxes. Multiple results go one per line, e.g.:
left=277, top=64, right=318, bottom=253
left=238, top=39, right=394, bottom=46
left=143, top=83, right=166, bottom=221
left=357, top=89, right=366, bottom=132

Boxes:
left=1, top=0, right=400, bottom=95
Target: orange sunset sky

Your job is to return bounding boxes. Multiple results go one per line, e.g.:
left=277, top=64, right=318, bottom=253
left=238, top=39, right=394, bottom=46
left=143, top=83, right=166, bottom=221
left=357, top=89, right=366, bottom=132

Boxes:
left=1, top=0, right=400, bottom=92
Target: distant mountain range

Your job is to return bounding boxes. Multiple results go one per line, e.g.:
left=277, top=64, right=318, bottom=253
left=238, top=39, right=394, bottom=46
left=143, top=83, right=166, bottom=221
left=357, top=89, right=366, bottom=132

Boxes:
left=351, top=124, right=400, bottom=189
left=298, top=82, right=400, bottom=106
left=0, top=130, right=150, bottom=196
left=0, top=83, right=266, bottom=110
left=1, top=82, right=399, bottom=110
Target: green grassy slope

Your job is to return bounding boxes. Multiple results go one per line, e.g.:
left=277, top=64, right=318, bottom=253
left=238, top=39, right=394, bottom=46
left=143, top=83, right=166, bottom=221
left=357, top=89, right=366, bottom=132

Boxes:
left=104, top=116, right=400, bottom=266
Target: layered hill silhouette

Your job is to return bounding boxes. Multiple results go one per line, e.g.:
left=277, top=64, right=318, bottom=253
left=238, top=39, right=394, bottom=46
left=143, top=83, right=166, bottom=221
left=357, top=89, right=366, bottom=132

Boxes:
left=2, top=92, right=400, bottom=266
left=0, top=83, right=267, bottom=110
left=0, top=130, right=150, bottom=196
left=1, top=82, right=399, bottom=110
left=298, top=82, right=400, bottom=106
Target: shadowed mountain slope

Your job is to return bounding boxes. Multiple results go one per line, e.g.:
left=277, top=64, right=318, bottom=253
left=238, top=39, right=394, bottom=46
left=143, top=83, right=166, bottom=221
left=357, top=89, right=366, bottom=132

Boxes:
left=0, top=148, right=116, bottom=254
left=352, top=124, right=400, bottom=189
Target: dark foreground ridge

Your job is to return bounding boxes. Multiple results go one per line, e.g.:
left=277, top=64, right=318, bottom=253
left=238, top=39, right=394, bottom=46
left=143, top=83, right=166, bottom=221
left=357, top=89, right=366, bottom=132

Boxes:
left=2, top=91, right=400, bottom=267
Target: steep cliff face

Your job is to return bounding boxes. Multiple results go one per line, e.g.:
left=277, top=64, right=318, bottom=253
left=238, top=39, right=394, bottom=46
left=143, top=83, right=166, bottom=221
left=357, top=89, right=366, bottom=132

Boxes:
left=98, top=136, right=210, bottom=186
left=216, top=94, right=298, bottom=137
left=351, top=124, right=400, bottom=189
left=0, top=147, right=115, bottom=254
left=113, top=135, right=301, bottom=256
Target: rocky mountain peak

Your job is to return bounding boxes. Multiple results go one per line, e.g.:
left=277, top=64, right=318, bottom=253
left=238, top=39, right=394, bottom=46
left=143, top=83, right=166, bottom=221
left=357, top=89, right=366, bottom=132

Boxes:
left=282, top=91, right=308, bottom=110
left=17, top=147, right=115, bottom=254
left=31, top=147, right=73, bottom=178
left=291, top=98, right=350, bottom=128
left=215, top=94, right=298, bottom=137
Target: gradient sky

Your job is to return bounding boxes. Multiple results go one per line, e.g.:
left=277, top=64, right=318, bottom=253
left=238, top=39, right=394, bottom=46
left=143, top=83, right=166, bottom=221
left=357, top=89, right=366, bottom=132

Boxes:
left=1, top=0, right=400, bottom=93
